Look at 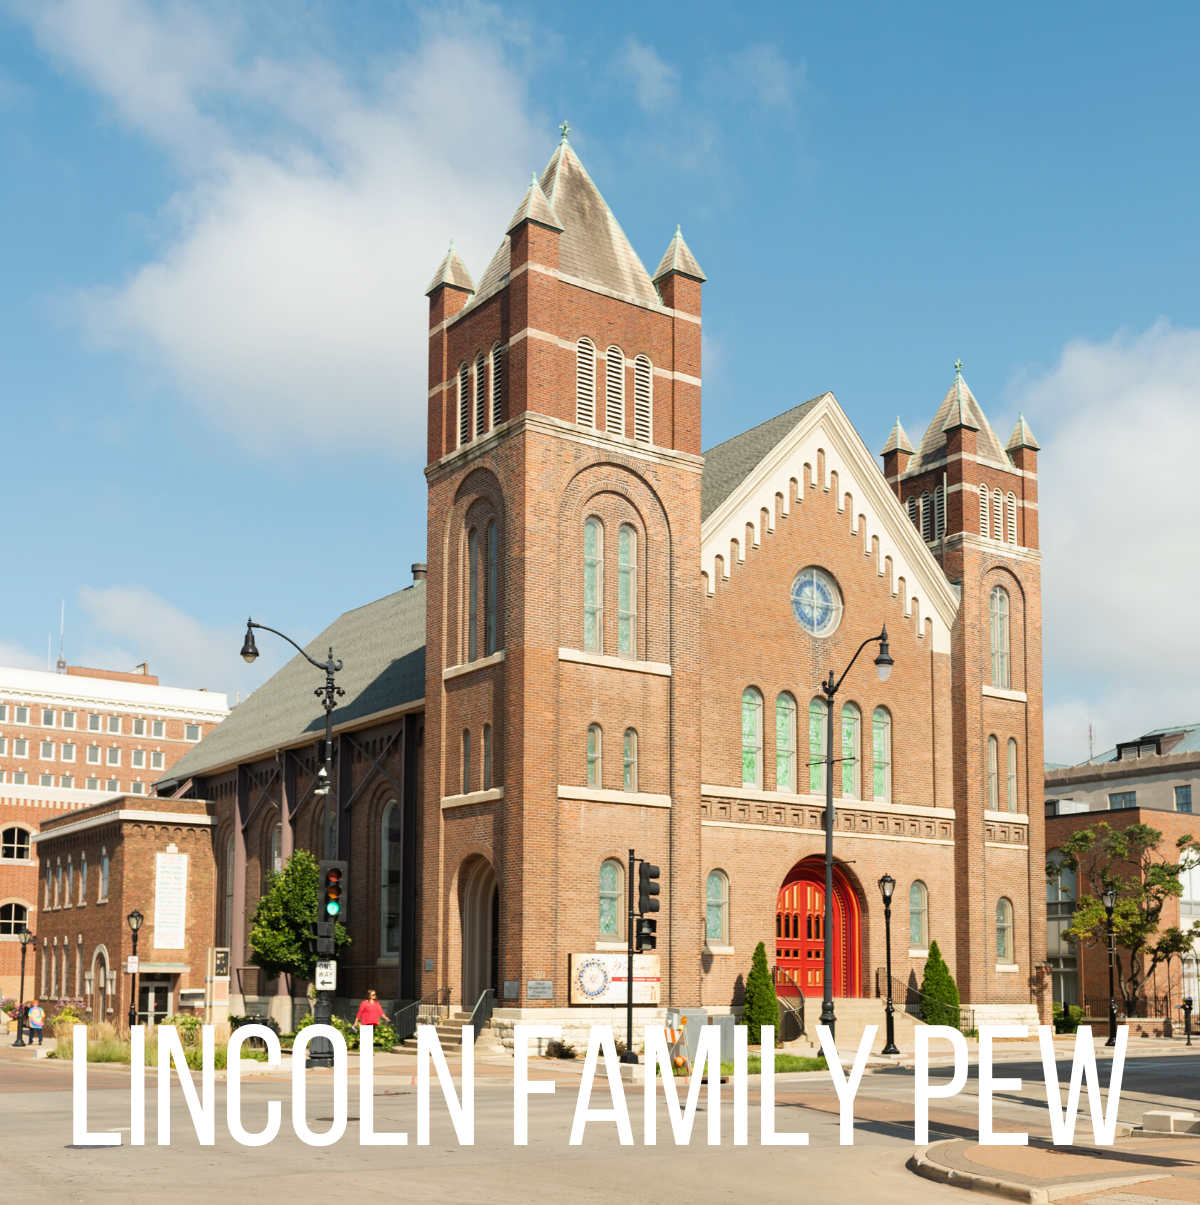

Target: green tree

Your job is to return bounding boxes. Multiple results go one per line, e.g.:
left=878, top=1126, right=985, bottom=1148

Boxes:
left=919, top=940, right=961, bottom=1028
left=247, top=849, right=350, bottom=981
left=742, top=940, right=779, bottom=1045
left=1051, top=821, right=1200, bottom=1016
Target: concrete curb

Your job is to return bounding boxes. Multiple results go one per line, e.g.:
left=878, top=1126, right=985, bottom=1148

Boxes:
left=908, top=1140, right=1170, bottom=1204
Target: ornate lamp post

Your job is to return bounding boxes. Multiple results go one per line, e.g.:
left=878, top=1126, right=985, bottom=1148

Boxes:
left=13, top=925, right=32, bottom=1047
left=818, top=627, right=894, bottom=1040
left=877, top=874, right=899, bottom=1055
left=126, top=909, right=143, bottom=1031
left=1101, top=886, right=1117, bottom=1047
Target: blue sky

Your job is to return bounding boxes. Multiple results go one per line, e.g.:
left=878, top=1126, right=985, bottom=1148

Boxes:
left=1, top=1, right=1198, bottom=762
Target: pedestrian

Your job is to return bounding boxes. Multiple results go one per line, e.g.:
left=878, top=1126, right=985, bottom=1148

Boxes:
left=27, top=999, right=44, bottom=1046
left=353, top=990, right=389, bottom=1033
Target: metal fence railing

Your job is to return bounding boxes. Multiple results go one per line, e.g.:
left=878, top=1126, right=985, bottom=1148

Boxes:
left=886, top=972, right=975, bottom=1034
left=772, top=965, right=805, bottom=1041
left=394, top=987, right=451, bottom=1043
left=1084, top=993, right=1173, bottom=1019
left=469, top=988, right=495, bottom=1039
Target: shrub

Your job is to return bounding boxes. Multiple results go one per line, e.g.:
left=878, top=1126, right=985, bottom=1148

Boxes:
left=742, top=940, right=779, bottom=1045
left=546, top=1038, right=577, bottom=1059
left=296, top=1010, right=359, bottom=1050
left=919, top=940, right=961, bottom=1029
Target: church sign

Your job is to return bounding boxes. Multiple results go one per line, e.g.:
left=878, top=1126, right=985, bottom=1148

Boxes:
left=569, top=953, right=660, bottom=1005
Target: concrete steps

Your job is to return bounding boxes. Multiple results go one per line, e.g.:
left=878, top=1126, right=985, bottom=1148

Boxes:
left=400, top=1010, right=502, bottom=1051
left=783, top=997, right=925, bottom=1057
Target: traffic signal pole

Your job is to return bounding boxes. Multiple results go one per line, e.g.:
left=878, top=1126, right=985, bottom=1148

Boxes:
left=623, top=848, right=638, bottom=1065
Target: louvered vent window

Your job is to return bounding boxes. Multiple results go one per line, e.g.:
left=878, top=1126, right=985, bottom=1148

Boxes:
left=907, top=497, right=918, bottom=527
left=458, top=362, right=470, bottom=447
left=474, top=351, right=486, bottom=438
left=491, top=343, right=503, bottom=428
left=979, top=483, right=990, bottom=539
left=934, top=485, right=945, bottom=538
left=993, top=489, right=1004, bottom=539
left=576, top=338, right=596, bottom=427
left=633, top=355, right=652, bottom=443
left=920, top=491, right=932, bottom=541
left=605, top=345, right=625, bottom=436
left=1006, top=493, right=1017, bottom=545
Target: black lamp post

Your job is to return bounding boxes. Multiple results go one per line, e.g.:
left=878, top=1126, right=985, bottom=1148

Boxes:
left=126, top=909, right=143, bottom=1031
left=12, top=926, right=32, bottom=1047
left=878, top=874, right=899, bottom=1055
left=819, top=627, right=894, bottom=1040
left=1101, top=886, right=1117, bottom=1047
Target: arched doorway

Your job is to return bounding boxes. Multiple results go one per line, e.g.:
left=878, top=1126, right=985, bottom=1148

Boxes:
left=775, top=857, right=862, bottom=998
left=460, top=859, right=498, bottom=1007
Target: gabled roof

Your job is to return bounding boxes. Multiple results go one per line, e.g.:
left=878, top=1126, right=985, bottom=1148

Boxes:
left=653, top=226, right=706, bottom=283
left=156, top=585, right=427, bottom=785
left=880, top=416, right=914, bottom=456
left=700, top=397, right=825, bottom=521
left=1006, top=412, right=1041, bottom=451
left=425, top=241, right=475, bottom=296
left=506, top=173, right=563, bottom=234
left=910, top=368, right=1009, bottom=471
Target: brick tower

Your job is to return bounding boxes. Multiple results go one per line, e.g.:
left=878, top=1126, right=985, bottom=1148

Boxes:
left=889, top=366, right=1045, bottom=1015
left=421, top=133, right=707, bottom=1011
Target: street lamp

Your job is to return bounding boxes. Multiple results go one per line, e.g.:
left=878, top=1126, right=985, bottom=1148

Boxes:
left=1101, top=887, right=1117, bottom=1047
left=13, top=926, right=32, bottom=1047
left=878, top=874, right=899, bottom=1055
left=127, top=909, right=143, bottom=1032
left=819, top=627, right=894, bottom=1040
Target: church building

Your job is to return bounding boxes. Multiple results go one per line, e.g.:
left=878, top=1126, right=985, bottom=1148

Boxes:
left=155, top=133, right=1047, bottom=1033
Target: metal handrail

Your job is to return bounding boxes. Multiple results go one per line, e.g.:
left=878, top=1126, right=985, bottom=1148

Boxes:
left=394, top=987, right=451, bottom=1043
left=889, top=972, right=975, bottom=1033
left=772, top=965, right=806, bottom=1040
left=469, top=988, right=495, bottom=1039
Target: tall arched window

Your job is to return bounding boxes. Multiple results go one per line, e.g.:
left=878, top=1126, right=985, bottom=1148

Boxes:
left=909, top=881, right=928, bottom=948
left=706, top=870, right=730, bottom=946
left=587, top=724, right=603, bottom=786
left=872, top=707, right=892, bottom=800
left=457, top=361, right=470, bottom=447
left=633, top=355, right=652, bottom=443
left=987, top=735, right=999, bottom=810
left=270, top=823, right=282, bottom=876
left=474, top=350, right=486, bottom=438
left=989, top=586, right=1010, bottom=688
left=809, top=698, right=827, bottom=793
left=934, top=484, right=945, bottom=538
left=576, top=338, right=596, bottom=427
left=224, top=834, right=234, bottom=950
left=1006, top=738, right=1018, bottom=812
left=920, top=491, right=932, bottom=541
left=741, top=688, right=763, bottom=787
left=617, top=525, right=637, bottom=657
left=467, top=527, right=479, bottom=662
left=1006, top=493, right=1017, bottom=544
left=0, top=902, right=28, bottom=935
left=584, top=518, right=604, bottom=651
left=623, top=728, right=638, bottom=792
left=461, top=729, right=471, bottom=795
left=841, top=702, right=861, bottom=799
left=979, top=482, right=990, bottom=539
left=775, top=692, right=796, bottom=792
left=490, top=342, right=503, bottom=428
left=483, top=724, right=493, bottom=790
left=599, top=859, right=623, bottom=935
left=381, top=800, right=402, bottom=956
left=996, top=897, right=1014, bottom=962
left=485, top=520, right=498, bottom=656
left=605, top=345, right=625, bottom=435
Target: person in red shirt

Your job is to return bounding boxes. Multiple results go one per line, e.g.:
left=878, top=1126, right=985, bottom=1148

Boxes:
left=354, top=990, right=389, bottom=1032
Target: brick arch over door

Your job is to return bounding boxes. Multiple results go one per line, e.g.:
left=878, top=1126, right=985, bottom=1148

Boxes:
left=775, top=856, right=862, bottom=999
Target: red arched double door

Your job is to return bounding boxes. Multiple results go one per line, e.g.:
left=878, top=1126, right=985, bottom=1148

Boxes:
left=775, top=858, right=861, bottom=998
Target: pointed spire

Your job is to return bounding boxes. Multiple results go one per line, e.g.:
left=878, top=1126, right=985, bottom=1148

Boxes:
left=424, top=239, right=475, bottom=296
left=506, top=172, right=563, bottom=235
left=880, top=416, right=914, bottom=455
left=653, top=224, right=707, bottom=283
left=941, top=361, right=980, bottom=434
left=1006, top=411, right=1041, bottom=451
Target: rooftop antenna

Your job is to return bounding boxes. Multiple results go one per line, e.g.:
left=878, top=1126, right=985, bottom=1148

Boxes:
left=56, top=599, right=66, bottom=673
left=1088, top=720, right=1094, bottom=761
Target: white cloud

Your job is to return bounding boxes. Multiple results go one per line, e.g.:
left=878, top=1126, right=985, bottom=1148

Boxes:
left=729, top=44, right=804, bottom=109
left=0, top=639, right=43, bottom=670
left=621, top=38, right=679, bottom=113
left=16, top=0, right=541, bottom=455
left=1015, top=320, right=1200, bottom=763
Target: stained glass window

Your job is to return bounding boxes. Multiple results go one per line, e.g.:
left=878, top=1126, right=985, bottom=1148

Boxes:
left=706, top=871, right=729, bottom=944
left=909, top=881, right=928, bottom=947
left=809, top=698, right=827, bottom=793
left=790, top=567, right=843, bottom=637
left=618, top=525, right=637, bottom=657
left=599, top=859, right=622, bottom=935
left=775, top=693, right=796, bottom=791
left=873, top=707, right=891, bottom=800
left=841, top=703, right=860, bottom=798
left=584, top=518, right=603, bottom=651
left=741, top=689, right=762, bottom=787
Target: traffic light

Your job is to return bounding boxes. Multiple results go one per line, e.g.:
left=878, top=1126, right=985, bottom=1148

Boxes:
left=636, top=917, right=657, bottom=952
left=638, top=862, right=660, bottom=915
left=305, top=921, right=335, bottom=956
left=319, top=860, right=347, bottom=922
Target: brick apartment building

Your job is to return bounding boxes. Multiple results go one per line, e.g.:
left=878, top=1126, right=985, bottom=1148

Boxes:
left=158, top=134, right=1046, bottom=1029
left=0, top=664, right=227, bottom=1001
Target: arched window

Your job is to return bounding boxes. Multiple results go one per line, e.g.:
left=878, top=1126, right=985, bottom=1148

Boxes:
left=1006, top=493, right=1017, bottom=544
left=741, top=688, right=763, bottom=787
left=909, top=881, right=928, bottom=948
left=605, top=345, right=625, bottom=435
left=996, top=897, right=1014, bottom=962
left=491, top=342, right=503, bottom=428
left=381, top=800, right=402, bottom=955
left=224, top=834, right=234, bottom=950
left=907, top=496, right=918, bottom=527
left=987, top=735, right=999, bottom=810
left=483, top=723, right=493, bottom=790
left=841, top=702, right=861, bottom=799
left=775, top=693, right=796, bottom=792
left=989, top=586, right=1010, bottom=688
left=467, top=527, right=479, bottom=662
left=485, top=520, right=498, bottom=656
left=872, top=707, right=892, bottom=800
left=474, top=350, right=486, bottom=438
left=623, top=728, right=638, bottom=792
left=599, top=859, right=623, bottom=935
left=706, top=870, right=730, bottom=946
left=1, top=827, right=31, bottom=860
left=633, top=355, right=652, bottom=443
left=576, top=338, right=596, bottom=427
left=0, top=902, right=28, bottom=935
left=583, top=518, right=604, bottom=651
left=270, top=823, right=282, bottom=876
left=993, top=488, right=1004, bottom=539
left=934, top=484, right=945, bottom=538
left=457, top=361, right=470, bottom=447
left=920, top=491, right=932, bottom=541
left=587, top=724, right=603, bottom=786
left=808, top=698, right=827, bottom=793
left=618, top=525, right=637, bottom=658
left=1006, top=738, right=1018, bottom=812
left=979, top=483, right=990, bottom=539
left=461, top=729, right=471, bottom=795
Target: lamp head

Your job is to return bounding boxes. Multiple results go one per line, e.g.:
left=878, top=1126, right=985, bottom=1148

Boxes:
left=18, top=925, right=32, bottom=947
left=240, top=620, right=259, bottom=664
left=127, top=909, right=144, bottom=933
left=874, top=626, right=894, bottom=682
left=1101, top=887, right=1117, bottom=914
left=878, top=872, right=896, bottom=903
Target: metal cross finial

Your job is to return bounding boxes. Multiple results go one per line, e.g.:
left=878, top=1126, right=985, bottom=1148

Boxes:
left=559, top=120, right=571, bottom=141
left=955, top=358, right=963, bottom=377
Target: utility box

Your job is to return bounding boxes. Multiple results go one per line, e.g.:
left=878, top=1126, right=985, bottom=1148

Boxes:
left=666, top=1008, right=720, bottom=1064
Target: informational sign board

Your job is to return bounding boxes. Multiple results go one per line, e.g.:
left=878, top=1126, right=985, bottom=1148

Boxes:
left=126, top=956, right=139, bottom=974
left=153, top=852, right=188, bottom=949
left=525, top=980, right=554, bottom=999
left=569, top=954, right=660, bottom=1005
left=504, top=980, right=519, bottom=1000
left=213, top=948, right=230, bottom=977
left=315, top=960, right=337, bottom=991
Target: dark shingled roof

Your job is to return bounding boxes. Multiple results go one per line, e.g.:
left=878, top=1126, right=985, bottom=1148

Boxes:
left=157, top=584, right=427, bottom=785
left=700, top=396, right=825, bottom=522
